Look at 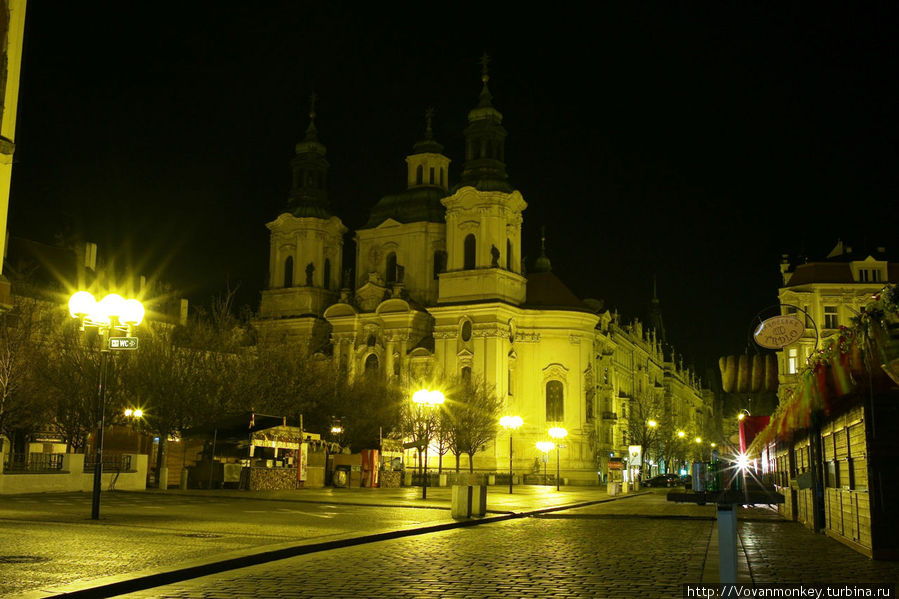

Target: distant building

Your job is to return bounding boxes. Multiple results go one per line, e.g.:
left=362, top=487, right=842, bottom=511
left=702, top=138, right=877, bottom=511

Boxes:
left=777, top=241, right=898, bottom=400
left=254, top=63, right=711, bottom=482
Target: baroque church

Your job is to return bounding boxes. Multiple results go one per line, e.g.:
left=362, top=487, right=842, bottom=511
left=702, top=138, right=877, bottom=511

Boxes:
left=254, top=63, right=711, bottom=482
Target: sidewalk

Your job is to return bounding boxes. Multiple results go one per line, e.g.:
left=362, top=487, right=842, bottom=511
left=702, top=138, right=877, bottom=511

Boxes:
left=138, top=482, right=633, bottom=513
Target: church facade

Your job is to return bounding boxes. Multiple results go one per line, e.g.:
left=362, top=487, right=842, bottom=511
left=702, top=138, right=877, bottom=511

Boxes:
left=254, top=68, right=711, bottom=483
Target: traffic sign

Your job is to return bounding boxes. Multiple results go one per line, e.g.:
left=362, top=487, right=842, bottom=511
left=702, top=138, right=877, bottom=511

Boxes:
left=108, top=337, right=139, bottom=350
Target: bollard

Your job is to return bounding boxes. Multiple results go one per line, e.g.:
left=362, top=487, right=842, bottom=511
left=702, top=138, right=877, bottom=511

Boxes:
left=471, top=485, right=487, bottom=517
left=451, top=485, right=472, bottom=519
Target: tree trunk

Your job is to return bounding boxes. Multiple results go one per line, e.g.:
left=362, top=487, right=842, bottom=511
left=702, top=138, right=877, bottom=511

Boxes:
left=454, top=451, right=461, bottom=473
left=467, top=452, right=475, bottom=473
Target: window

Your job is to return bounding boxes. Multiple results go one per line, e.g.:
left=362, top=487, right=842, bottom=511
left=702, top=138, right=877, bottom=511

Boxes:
left=545, top=380, right=564, bottom=422
left=464, top=234, right=476, bottom=270
left=461, top=366, right=472, bottom=384
left=506, top=239, right=512, bottom=270
left=323, top=258, right=331, bottom=290
left=787, top=348, right=798, bottom=375
left=416, top=165, right=423, bottom=185
left=386, top=252, right=397, bottom=284
left=364, top=354, right=379, bottom=374
left=508, top=368, right=514, bottom=395
left=461, top=321, right=472, bottom=342
left=429, top=167, right=435, bottom=184
left=283, top=256, right=294, bottom=287
left=824, top=306, right=838, bottom=329
left=440, top=168, right=444, bottom=186
left=859, top=269, right=881, bottom=283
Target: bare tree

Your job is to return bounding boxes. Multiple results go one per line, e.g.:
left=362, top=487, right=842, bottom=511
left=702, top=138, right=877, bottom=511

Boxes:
left=444, top=376, right=502, bottom=473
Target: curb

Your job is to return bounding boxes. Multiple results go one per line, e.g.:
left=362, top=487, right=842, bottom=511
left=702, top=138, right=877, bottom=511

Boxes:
left=18, top=491, right=649, bottom=598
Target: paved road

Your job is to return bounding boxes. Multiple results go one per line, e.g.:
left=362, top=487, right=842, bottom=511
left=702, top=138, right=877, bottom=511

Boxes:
left=5, top=489, right=898, bottom=598
left=0, top=490, right=453, bottom=597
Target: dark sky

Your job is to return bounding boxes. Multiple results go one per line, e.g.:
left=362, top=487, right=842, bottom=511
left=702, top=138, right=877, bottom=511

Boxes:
left=9, top=3, right=898, bottom=374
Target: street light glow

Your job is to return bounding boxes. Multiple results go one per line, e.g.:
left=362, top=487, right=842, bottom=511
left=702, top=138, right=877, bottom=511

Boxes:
left=647, top=419, right=658, bottom=428
left=677, top=430, right=685, bottom=438
left=548, top=427, right=568, bottom=440
left=500, top=415, right=523, bottom=430
left=412, top=389, right=445, bottom=406
left=694, top=436, right=702, bottom=444
left=536, top=441, right=554, bottom=453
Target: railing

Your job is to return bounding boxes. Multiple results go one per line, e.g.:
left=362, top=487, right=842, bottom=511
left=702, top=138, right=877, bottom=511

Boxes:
left=601, top=411, right=618, bottom=420
left=83, top=453, right=134, bottom=473
left=3, top=452, right=65, bottom=473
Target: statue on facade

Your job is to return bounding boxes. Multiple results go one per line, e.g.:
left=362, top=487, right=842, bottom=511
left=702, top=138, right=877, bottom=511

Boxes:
left=305, top=262, right=315, bottom=286
left=490, top=244, right=500, bottom=267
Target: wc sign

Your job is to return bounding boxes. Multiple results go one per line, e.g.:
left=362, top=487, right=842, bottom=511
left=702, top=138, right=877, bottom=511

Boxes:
left=109, top=337, right=139, bottom=350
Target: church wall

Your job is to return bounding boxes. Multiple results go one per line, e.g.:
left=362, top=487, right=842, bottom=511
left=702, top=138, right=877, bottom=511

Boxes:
left=355, top=221, right=445, bottom=305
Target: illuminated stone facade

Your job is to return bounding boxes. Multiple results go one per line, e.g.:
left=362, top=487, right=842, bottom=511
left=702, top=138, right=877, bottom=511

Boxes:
left=255, top=68, right=710, bottom=483
left=777, top=241, right=898, bottom=401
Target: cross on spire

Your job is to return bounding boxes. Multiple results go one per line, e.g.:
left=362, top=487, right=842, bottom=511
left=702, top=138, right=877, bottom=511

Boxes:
left=308, top=92, right=318, bottom=121
left=424, top=106, right=435, bottom=139
left=480, top=52, right=491, bottom=84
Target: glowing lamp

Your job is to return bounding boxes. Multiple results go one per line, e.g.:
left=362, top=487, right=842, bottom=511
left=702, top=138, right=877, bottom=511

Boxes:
left=69, top=291, right=97, bottom=318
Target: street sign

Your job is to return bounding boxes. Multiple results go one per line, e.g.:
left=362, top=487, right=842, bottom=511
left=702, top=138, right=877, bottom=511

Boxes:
left=108, top=337, right=139, bottom=350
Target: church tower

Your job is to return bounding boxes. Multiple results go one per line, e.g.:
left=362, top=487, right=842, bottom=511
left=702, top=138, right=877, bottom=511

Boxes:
left=438, top=55, right=527, bottom=305
left=257, top=96, right=347, bottom=348
left=354, top=109, right=449, bottom=308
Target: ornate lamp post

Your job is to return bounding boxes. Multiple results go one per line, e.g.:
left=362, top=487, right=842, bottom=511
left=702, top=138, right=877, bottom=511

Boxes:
left=69, top=291, right=144, bottom=519
left=499, top=416, right=523, bottom=494
left=536, top=441, right=554, bottom=486
left=548, top=426, right=568, bottom=491
left=412, top=389, right=445, bottom=499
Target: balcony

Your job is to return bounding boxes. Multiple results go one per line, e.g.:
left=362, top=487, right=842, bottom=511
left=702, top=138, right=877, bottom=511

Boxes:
left=601, top=411, right=618, bottom=421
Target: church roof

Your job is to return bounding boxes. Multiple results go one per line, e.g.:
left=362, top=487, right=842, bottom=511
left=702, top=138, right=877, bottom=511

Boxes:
left=364, top=187, right=446, bottom=228
left=524, top=271, right=591, bottom=312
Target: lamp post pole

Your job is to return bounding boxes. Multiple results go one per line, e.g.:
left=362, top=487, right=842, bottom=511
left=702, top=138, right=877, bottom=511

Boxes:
left=548, top=427, right=567, bottom=492
left=499, top=416, right=522, bottom=494
left=69, top=291, right=145, bottom=521
left=412, top=389, right=444, bottom=500
left=91, top=346, right=109, bottom=520
left=536, top=441, right=554, bottom=487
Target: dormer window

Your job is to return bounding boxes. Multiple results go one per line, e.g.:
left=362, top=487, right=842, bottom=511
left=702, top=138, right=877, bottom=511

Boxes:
left=858, top=268, right=882, bottom=283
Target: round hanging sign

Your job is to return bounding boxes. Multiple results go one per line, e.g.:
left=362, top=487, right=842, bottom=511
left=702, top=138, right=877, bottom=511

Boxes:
left=753, top=315, right=805, bottom=349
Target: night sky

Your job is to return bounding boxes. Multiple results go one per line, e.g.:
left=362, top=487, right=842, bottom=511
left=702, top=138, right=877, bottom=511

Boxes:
left=8, top=3, right=898, bottom=374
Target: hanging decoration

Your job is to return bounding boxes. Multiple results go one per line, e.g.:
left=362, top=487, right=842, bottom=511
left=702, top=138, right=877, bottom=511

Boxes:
left=749, top=284, right=899, bottom=454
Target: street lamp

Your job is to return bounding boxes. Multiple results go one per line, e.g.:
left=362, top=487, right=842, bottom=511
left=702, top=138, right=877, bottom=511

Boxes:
left=548, top=426, right=567, bottom=491
left=499, top=415, right=523, bottom=494
left=412, top=389, right=445, bottom=499
left=536, top=441, right=554, bottom=486
left=69, top=290, right=144, bottom=519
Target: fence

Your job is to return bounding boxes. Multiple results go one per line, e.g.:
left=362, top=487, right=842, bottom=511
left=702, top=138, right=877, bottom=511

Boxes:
left=83, top=453, right=134, bottom=473
left=2, top=453, right=65, bottom=473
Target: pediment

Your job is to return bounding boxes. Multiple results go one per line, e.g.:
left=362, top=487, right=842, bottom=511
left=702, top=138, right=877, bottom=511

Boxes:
left=377, top=298, right=412, bottom=315
left=323, top=302, right=357, bottom=320
left=356, top=281, right=387, bottom=313
left=376, top=218, right=403, bottom=229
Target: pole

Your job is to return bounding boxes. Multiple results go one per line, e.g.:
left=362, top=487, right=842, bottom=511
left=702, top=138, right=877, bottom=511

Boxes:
left=422, top=420, right=429, bottom=500
left=91, top=347, right=109, bottom=520
left=556, top=443, right=561, bottom=492
left=508, top=433, right=513, bottom=494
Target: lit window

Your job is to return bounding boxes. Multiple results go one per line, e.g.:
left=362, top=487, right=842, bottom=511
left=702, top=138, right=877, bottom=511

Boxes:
left=788, top=349, right=798, bottom=375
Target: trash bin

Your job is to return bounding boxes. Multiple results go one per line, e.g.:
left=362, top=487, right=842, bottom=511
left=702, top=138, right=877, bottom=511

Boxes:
left=333, top=465, right=351, bottom=488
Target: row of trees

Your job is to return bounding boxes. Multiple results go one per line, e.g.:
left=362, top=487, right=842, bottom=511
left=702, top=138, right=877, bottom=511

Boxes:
left=1, top=291, right=504, bottom=480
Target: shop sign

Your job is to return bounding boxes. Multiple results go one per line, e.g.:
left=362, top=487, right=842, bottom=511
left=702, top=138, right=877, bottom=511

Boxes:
left=753, top=315, right=804, bottom=349
left=608, top=458, right=623, bottom=470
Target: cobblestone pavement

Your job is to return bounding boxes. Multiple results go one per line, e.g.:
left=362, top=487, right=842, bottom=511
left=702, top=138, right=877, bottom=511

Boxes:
left=0, top=491, right=454, bottom=597
left=115, top=492, right=899, bottom=599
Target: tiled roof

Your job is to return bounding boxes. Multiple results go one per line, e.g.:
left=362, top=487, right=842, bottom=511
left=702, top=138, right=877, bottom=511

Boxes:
left=524, top=271, right=590, bottom=311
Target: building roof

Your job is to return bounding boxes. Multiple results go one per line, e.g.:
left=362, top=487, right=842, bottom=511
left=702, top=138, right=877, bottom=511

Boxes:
left=364, top=187, right=447, bottom=228
left=524, top=271, right=590, bottom=312
left=786, top=261, right=899, bottom=286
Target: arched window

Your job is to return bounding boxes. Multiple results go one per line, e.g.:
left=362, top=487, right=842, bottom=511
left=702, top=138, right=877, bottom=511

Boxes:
left=545, top=380, right=564, bottom=422
left=386, top=252, right=397, bottom=284
left=283, top=256, right=294, bottom=287
left=364, top=354, right=379, bottom=374
left=463, top=234, right=476, bottom=270
left=416, top=165, right=423, bottom=185
left=433, top=250, right=447, bottom=280
left=440, top=167, right=444, bottom=186
left=323, top=258, right=331, bottom=290
left=429, top=167, right=435, bottom=184
left=506, top=239, right=512, bottom=270
left=461, top=321, right=472, bottom=342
